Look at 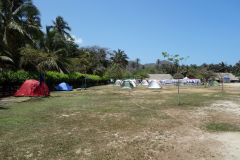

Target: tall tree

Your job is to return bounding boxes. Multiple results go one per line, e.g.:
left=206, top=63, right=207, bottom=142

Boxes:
left=135, top=58, right=140, bottom=70
left=50, top=16, right=71, bottom=38
left=106, top=49, right=129, bottom=81
left=0, top=0, right=43, bottom=68
left=130, top=61, right=136, bottom=71
left=156, top=59, right=161, bottom=70
left=110, top=49, right=129, bottom=68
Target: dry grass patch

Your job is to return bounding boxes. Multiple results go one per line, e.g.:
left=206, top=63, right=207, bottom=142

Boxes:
left=1, top=84, right=240, bottom=159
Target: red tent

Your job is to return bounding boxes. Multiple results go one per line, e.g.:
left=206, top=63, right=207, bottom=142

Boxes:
left=14, top=79, right=50, bottom=97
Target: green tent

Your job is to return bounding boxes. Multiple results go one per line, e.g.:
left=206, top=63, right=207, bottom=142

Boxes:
left=208, top=80, right=220, bottom=86
left=176, top=81, right=184, bottom=86
left=121, top=81, right=134, bottom=89
left=113, top=80, right=122, bottom=86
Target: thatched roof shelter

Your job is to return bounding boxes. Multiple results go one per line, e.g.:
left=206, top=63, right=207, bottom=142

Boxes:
left=146, top=74, right=173, bottom=80
left=213, top=73, right=238, bottom=81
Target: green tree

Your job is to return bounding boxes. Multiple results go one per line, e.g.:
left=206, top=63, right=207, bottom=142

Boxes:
left=110, top=49, right=129, bottom=68
left=78, top=51, right=92, bottom=90
left=20, top=47, right=58, bottom=96
left=135, top=58, right=140, bottom=70
left=145, top=67, right=159, bottom=74
left=50, top=16, right=71, bottom=38
left=156, top=59, right=161, bottom=70
left=201, top=69, right=216, bottom=88
left=132, top=70, right=149, bottom=80
left=130, top=61, right=136, bottom=71
left=162, top=52, right=189, bottom=106
left=0, top=0, right=43, bottom=68
left=105, top=63, right=124, bottom=81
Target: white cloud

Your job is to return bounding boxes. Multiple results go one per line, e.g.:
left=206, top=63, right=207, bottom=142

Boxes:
left=71, top=35, right=83, bottom=44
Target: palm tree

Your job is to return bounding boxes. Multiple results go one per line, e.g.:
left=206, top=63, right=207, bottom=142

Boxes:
left=50, top=16, right=71, bottom=38
left=0, top=33, right=13, bottom=68
left=135, top=58, right=140, bottom=70
left=0, top=0, right=43, bottom=68
left=156, top=59, right=161, bottom=70
left=39, top=26, right=72, bottom=73
left=110, top=49, right=129, bottom=68
left=131, top=62, right=136, bottom=71
left=234, top=61, right=240, bottom=73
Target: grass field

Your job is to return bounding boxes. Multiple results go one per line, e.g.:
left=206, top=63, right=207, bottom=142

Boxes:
left=0, top=84, right=240, bottom=159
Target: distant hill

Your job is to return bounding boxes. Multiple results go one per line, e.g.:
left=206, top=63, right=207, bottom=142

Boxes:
left=127, top=60, right=173, bottom=70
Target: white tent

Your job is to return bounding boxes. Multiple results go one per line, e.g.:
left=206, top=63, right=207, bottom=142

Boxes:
left=148, top=80, right=162, bottom=89
left=130, top=80, right=137, bottom=87
left=141, top=80, right=149, bottom=85
left=113, top=80, right=122, bottom=86
left=193, top=79, right=202, bottom=85
left=164, top=79, right=173, bottom=85
left=183, top=77, right=189, bottom=79
left=180, top=79, right=187, bottom=83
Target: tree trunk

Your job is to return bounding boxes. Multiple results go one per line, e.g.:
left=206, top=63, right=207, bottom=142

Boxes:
left=178, top=68, right=180, bottom=106
left=222, top=78, right=224, bottom=91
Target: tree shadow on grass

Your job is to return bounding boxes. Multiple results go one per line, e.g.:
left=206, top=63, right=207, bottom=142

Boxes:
left=0, top=106, right=9, bottom=110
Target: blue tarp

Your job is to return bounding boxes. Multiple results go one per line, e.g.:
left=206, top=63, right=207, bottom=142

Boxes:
left=55, top=82, right=73, bottom=91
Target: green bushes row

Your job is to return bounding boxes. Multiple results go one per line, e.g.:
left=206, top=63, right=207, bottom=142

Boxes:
left=0, top=70, right=109, bottom=89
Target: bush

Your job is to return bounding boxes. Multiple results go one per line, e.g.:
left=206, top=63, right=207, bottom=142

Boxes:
left=0, top=70, right=109, bottom=90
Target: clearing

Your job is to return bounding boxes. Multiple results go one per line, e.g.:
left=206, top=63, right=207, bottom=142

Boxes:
left=0, top=84, right=240, bottom=159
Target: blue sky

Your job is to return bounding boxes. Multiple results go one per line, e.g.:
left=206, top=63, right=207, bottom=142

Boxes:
left=33, top=0, right=240, bottom=66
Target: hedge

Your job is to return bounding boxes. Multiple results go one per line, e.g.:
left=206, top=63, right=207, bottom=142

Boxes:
left=0, top=70, right=109, bottom=90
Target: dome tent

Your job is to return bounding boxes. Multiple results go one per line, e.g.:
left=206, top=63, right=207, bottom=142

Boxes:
left=148, top=80, right=162, bottom=89
left=208, top=80, right=220, bottom=86
left=113, top=80, right=122, bottom=86
left=164, top=79, right=173, bottom=85
left=121, top=81, right=134, bottom=89
left=55, top=82, right=73, bottom=91
left=141, top=80, right=149, bottom=85
left=14, top=79, right=50, bottom=97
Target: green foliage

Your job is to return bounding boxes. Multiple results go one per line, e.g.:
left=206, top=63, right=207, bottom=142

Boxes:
left=186, top=68, right=200, bottom=78
left=132, top=70, right=149, bottom=79
left=105, top=64, right=124, bottom=80
left=144, top=67, right=159, bottom=74
left=0, top=70, right=108, bottom=87
left=173, top=73, right=184, bottom=79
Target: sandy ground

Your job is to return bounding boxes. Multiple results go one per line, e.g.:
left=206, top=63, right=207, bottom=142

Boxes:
left=159, top=99, right=240, bottom=159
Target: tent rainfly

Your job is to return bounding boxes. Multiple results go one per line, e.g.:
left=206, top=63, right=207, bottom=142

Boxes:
left=14, top=79, right=50, bottom=97
left=141, top=80, right=149, bottom=85
left=113, top=80, right=122, bottom=86
left=121, top=81, right=134, bottom=89
left=164, top=79, right=173, bottom=85
left=208, top=80, right=220, bottom=86
left=148, top=80, right=162, bottom=89
left=55, top=82, right=73, bottom=91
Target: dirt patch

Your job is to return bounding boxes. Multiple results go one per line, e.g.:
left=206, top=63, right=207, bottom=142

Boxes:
left=152, top=99, right=240, bottom=159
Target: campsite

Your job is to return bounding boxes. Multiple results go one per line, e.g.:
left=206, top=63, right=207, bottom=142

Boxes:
left=1, top=0, right=240, bottom=159
left=1, top=83, right=240, bottom=159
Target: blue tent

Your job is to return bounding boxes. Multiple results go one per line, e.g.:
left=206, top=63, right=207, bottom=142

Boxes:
left=223, top=76, right=230, bottom=83
left=55, top=82, right=73, bottom=91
